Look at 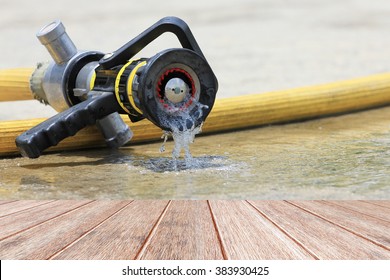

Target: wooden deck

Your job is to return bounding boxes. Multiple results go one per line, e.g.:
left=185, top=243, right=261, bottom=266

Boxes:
left=0, top=200, right=389, bottom=260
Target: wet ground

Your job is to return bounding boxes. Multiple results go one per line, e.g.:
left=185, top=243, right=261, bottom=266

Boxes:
left=1, top=106, right=390, bottom=199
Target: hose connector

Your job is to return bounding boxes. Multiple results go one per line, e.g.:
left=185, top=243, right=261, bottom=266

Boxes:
left=37, top=20, right=77, bottom=65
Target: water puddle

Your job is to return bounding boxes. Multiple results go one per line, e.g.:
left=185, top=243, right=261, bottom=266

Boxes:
left=98, top=151, right=234, bottom=173
left=137, top=155, right=228, bottom=173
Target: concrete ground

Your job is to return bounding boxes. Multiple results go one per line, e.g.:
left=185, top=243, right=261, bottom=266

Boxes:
left=2, top=0, right=390, bottom=119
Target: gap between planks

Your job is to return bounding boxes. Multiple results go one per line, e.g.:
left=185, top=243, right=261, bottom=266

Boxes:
left=134, top=201, right=172, bottom=260
left=321, top=201, right=390, bottom=224
left=207, top=200, right=229, bottom=260
left=361, top=201, right=390, bottom=209
left=0, top=200, right=55, bottom=218
left=246, top=200, right=320, bottom=260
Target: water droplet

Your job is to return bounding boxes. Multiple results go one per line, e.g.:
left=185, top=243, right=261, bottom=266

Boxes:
left=160, top=132, right=169, bottom=153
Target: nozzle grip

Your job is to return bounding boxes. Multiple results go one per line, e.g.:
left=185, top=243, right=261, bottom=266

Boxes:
left=16, top=93, right=119, bottom=158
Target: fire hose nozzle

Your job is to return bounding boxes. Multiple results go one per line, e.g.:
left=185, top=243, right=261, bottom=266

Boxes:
left=17, top=17, right=218, bottom=158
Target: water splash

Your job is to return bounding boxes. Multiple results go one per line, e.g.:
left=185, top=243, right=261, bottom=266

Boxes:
left=158, top=101, right=208, bottom=167
left=171, top=122, right=203, bottom=160
left=160, top=132, right=169, bottom=153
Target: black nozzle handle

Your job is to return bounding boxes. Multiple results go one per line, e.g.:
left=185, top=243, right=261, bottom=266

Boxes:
left=16, top=93, right=120, bottom=158
left=99, top=16, right=206, bottom=69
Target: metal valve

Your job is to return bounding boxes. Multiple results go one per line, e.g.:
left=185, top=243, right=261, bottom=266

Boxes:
left=16, top=17, right=218, bottom=158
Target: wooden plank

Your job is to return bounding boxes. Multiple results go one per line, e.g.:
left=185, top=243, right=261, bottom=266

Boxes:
left=365, top=201, right=390, bottom=209
left=138, top=201, right=224, bottom=260
left=249, top=201, right=390, bottom=259
left=209, top=201, right=313, bottom=259
left=290, top=201, right=390, bottom=250
left=0, top=201, right=17, bottom=206
left=0, top=200, right=54, bottom=217
left=0, top=200, right=130, bottom=259
left=324, top=201, right=390, bottom=223
left=52, top=201, right=169, bottom=260
left=0, top=200, right=92, bottom=240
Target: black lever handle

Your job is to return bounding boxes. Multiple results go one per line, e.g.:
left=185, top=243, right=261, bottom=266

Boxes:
left=15, top=93, right=120, bottom=158
left=99, top=16, right=206, bottom=69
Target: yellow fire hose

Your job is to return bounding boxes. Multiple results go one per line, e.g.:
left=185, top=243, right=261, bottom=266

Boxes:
left=0, top=68, right=34, bottom=102
left=2, top=68, right=390, bottom=156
